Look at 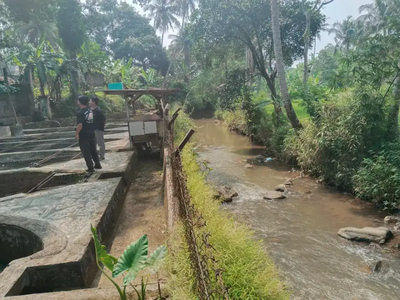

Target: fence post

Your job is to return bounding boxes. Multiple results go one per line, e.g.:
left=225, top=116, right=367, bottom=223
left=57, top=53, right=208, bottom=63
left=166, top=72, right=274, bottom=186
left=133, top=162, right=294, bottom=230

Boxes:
left=176, top=129, right=195, bottom=153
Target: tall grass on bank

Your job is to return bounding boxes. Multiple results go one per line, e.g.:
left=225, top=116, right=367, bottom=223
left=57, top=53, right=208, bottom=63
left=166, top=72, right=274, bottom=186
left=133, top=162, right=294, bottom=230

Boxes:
left=166, top=109, right=289, bottom=300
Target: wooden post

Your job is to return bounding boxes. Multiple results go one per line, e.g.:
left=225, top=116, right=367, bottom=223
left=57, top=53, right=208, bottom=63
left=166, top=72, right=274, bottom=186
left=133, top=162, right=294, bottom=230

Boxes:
left=168, top=108, right=182, bottom=130
left=176, top=129, right=195, bottom=153
left=125, top=95, right=132, bottom=147
left=161, top=92, right=169, bottom=160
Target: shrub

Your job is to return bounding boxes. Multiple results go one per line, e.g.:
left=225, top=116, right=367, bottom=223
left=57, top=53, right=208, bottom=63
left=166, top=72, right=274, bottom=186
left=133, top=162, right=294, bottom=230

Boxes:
left=354, top=143, right=400, bottom=210
left=216, top=105, right=249, bottom=135
left=52, top=96, right=77, bottom=118
left=284, top=87, right=387, bottom=190
left=217, top=90, right=275, bottom=146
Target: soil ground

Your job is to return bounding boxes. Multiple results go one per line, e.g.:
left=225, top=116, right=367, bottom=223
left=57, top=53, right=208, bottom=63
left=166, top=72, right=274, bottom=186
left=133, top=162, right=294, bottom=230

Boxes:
left=95, top=157, right=168, bottom=291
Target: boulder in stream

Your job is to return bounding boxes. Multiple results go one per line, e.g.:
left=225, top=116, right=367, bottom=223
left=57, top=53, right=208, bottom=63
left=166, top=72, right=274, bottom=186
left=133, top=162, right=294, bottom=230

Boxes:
left=384, top=216, right=400, bottom=224
left=275, top=184, right=287, bottom=193
left=370, top=260, right=390, bottom=274
left=284, top=179, right=293, bottom=186
left=213, top=185, right=238, bottom=203
left=263, top=191, right=287, bottom=200
left=244, top=164, right=254, bottom=169
left=338, top=227, right=393, bottom=244
left=255, top=155, right=265, bottom=161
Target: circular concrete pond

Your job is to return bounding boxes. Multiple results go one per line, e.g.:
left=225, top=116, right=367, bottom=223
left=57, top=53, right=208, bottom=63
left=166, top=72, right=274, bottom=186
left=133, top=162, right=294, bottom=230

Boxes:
left=0, top=224, right=44, bottom=271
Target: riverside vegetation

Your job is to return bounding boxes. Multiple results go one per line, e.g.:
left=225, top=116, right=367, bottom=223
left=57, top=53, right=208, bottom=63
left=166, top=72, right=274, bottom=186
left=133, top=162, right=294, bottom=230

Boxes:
left=3, top=0, right=400, bottom=298
left=166, top=111, right=289, bottom=300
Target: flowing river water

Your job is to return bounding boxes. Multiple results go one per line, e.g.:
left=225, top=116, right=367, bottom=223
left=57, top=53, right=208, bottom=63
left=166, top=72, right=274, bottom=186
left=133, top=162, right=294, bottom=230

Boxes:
left=194, top=119, right=400, bottom=300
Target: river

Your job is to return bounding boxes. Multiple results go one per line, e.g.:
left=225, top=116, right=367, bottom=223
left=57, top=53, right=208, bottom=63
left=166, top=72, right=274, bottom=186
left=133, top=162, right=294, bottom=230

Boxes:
left=194, top=119, right=400, bottom=300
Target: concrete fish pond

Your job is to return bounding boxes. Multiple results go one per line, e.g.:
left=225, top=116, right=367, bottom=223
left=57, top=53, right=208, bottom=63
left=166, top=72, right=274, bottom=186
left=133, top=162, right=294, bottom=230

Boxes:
left=0, top=123, right=143, bottom=299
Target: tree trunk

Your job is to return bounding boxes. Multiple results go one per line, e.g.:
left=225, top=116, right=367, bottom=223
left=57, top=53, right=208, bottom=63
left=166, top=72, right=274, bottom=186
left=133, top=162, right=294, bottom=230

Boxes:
left=184, top=47, right=190, bottom=83
left=3, top=68, right=19, bottom=125
left=246, top=48, right=254, bottom=87
left=303, top=10, right=311, bottom=88
left=40, top=82, right=46, bottom=98
left=387, top=66, right=400, bottom=139
left=70, top=52, right=79, bottom=101
left=261, top=72, right=282, bottom=126
left=25, top=66, right=35, bottom=116
left=46, top=96, right=52, bottom=120
left=28, top=66, right=35, bottom=97
left=271, top=0, right=302, bottom=130
left=161, top=31, right=165, bottom=47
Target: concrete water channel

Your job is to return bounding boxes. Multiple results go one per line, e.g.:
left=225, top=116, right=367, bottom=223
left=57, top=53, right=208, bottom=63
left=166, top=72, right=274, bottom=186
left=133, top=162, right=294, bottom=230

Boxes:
left=0, top=122, right=143, bottom=299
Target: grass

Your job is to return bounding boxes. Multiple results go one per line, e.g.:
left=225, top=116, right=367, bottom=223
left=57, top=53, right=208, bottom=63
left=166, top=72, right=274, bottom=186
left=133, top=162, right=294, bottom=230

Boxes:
left=265, top=99, right=309, bottom=122
left=165, top=224, right=197, bottom=300
left=166, top=111, right=290, bottom=300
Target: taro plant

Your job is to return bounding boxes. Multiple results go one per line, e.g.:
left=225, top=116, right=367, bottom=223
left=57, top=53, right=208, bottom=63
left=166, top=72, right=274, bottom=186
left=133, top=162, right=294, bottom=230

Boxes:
left=91, top=226, right=167, bottom=300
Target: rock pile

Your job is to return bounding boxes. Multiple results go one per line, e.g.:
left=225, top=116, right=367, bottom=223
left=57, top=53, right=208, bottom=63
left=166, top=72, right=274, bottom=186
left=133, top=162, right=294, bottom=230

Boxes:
left=213, top=185, right=238, bottom=203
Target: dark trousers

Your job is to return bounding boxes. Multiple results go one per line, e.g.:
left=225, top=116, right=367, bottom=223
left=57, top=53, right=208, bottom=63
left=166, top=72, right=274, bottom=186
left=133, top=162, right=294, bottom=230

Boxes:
left=79, top=137, right=101, bottom=170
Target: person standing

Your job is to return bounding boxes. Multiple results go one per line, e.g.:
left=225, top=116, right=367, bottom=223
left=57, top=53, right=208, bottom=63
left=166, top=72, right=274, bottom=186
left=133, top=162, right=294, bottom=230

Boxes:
left=90, top=97, right=106, bottom=161
left=76, top=95, right=102, bottom=172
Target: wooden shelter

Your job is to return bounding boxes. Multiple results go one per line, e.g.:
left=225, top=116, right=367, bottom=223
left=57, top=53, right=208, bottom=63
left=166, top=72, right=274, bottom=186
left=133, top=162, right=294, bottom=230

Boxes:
left=102, top=88, right=179, bottom=150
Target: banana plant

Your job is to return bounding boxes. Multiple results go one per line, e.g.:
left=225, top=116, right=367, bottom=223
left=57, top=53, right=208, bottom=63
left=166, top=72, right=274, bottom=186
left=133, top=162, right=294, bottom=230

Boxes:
left=11, top=34, right=65, bottom=119
left=91, top=226, right=167, bottom=300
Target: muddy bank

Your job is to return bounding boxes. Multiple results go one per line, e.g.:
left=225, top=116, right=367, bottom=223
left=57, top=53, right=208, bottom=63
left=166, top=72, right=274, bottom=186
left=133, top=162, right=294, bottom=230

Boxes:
left=95, top=159, right=168, bottom=289
left=195, top=119, right=400, bottom=300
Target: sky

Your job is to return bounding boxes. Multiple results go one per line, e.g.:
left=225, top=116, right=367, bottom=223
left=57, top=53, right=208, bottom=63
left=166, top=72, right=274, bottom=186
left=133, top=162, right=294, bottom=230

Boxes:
left=127, top=0, right=374, bottom=54
left=316, top=0, right=373, bottom=53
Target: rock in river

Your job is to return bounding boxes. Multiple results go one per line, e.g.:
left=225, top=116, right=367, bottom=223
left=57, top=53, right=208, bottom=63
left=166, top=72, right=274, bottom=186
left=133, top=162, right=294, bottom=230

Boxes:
left=255, top=155, right=265, bottom=161
left=213, top=185, right=238, bottom=203
left=284, top=179, right=293, bottom=186
left=275, top=184, right=287, bottom=192
left=384, top=216, right=400, bottom=224
left=338, top=227, right=393, bottom=244
left=263, top=191, right=287, bottom=200
left=370, top=260, right=390, bottom=274
left=244, top=164, right=254, bottom=169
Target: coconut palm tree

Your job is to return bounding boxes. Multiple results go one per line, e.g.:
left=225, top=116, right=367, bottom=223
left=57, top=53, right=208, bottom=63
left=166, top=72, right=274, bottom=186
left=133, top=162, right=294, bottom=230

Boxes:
left=358, top=0, right=391, bottom=36
left=146, top=0, right=180, bottom=45
left=174, top=0, right=196, bottom=29
left=271, top=0, right=302, bottom=130
left=328, top=16, right=361, bottom=52
left=169, top=27, right=193, bottom=82
left=12, top=20, right=59, bottom=47
left=301, top=0, right=334, bottom=87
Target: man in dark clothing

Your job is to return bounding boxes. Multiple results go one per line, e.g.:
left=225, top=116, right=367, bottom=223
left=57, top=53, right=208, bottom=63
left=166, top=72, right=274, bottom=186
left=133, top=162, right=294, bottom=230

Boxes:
left=89, top=97, right=106, bottom=160
left=76, top=95, right=102, bottom=172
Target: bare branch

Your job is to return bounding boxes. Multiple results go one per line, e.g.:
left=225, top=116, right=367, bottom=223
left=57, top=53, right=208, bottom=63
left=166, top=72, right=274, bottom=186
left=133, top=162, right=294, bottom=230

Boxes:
left=317, top=0, right=335, bottom=11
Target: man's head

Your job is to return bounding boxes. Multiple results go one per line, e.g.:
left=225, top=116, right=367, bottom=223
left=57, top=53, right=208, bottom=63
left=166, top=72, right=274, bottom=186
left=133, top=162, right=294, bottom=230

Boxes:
left=77, top=95, right=89, bottom=108
left=89, top=97, right=99, bottom=109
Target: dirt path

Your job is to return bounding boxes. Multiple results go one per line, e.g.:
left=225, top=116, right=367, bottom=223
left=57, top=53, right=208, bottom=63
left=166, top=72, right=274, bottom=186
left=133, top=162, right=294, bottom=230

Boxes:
left=97, top=158, right=168, bottom=290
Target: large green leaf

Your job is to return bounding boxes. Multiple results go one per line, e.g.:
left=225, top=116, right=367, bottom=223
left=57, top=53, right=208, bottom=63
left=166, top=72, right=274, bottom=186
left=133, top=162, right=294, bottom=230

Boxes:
left=112, top=234, right=149, bottom=284
left=143, top=245, right=167, bottom=274
left=12, top=56, right=23, bottom=67
left=91, top=226, right=118, bottom=272
left=36, top=33, right=46, bottom=59
left=37, top=61, right=47, bottom=84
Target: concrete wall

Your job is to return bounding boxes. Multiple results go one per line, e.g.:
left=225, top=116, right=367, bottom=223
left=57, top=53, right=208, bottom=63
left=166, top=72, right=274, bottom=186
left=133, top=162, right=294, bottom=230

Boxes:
left=23, top=112, right=128, bottom=129
left=85, top=73, right=105, bottom=88
left=163, top=147, right=179, bottom=230
left=0, top=84, right=34, bottom=126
